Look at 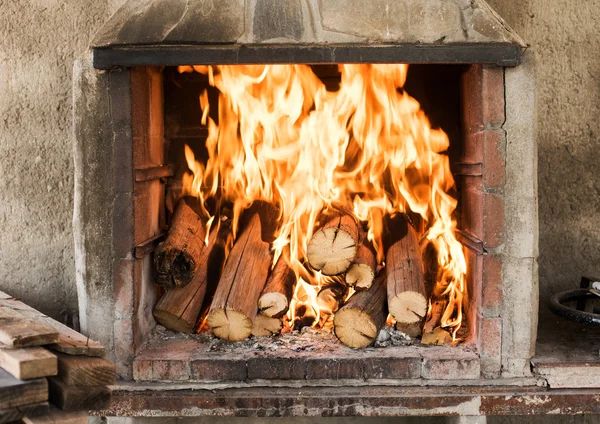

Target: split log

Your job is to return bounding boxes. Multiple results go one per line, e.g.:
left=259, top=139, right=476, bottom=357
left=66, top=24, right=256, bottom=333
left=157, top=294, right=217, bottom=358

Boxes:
left=384, top=215, right=428, bottom=326
left=333, top=272, right=387, bottom=348
left=345, top=239, right=377, bottom=290
left=396, top=322, right=422, bottom=338
left=258, top=252, right=295, bottom=318
left=153, top=219, right=232, bottom=332
left=251, top=314, right=282, bottom=337
left=154, top=198, right=206, bottom=289
left=307, top=214, right=360, bottom=275
left=421, top=298, right=450, bottom=345
left=0, top=347, right=57, bottom=380
left=207, top=208, right=274, bottom=342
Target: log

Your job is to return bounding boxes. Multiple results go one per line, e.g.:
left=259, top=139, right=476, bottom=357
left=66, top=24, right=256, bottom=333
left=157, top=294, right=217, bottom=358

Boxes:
left=47, top=378, right=110, bottom=411
left=153, top=220, right=232, bottom=332
left=0, top=347, right=57, bottom=380
left=345, top=239, right=377, bottom=290
left=385, top=216, right=428, bottom=325
left=307, top=214, right=360, bottom=275
left=396, top=322, right=422, bottom=338
left=258, top=252, right=295, bottom=318
left=154, top=198, right=207, bottom=289
left=333, top=272, right=387, bottom=348
left=207, top=209, right=273, bottom=342
left=251, top=314, right=282, bottom=337
left=421, top=298, right=450, bottom=345
left=0, top=292, right=104, bottom=356
left=54, top=352, right=116, bottom=386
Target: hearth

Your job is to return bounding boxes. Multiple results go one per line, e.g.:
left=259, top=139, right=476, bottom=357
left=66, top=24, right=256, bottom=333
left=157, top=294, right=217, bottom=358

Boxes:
left=73, top=0, right=540, bottom=417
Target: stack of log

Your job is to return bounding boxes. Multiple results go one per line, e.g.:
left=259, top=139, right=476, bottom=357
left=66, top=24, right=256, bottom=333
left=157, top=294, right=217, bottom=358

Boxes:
left=0, top=291, right=115, bottom=424
left=153, top=199, right=450, bottom=348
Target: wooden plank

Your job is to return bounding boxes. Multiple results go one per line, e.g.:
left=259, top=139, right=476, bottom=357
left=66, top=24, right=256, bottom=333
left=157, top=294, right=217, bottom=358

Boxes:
left=0, top=304, right=59, bottom=347
left=48, top=378, right=110, bottom=411
left=23, top=406, right=88, bottom=424
left=0, top=291, right=104, bottom=357
left=0, top=402, right=49, bottom=424
left=0, top=368, right=47, bottom=409
left=0, top=347, right=57, bottom=380
left=55, top=352, right=116, bottom=386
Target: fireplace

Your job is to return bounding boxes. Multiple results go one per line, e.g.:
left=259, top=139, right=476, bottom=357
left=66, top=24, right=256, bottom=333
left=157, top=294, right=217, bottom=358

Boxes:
left=73, top=0, right=539, bottom=417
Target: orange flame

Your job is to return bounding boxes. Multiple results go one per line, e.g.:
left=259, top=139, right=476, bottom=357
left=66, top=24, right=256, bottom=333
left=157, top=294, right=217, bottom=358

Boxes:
left=179, top=64, right=466, bottom=336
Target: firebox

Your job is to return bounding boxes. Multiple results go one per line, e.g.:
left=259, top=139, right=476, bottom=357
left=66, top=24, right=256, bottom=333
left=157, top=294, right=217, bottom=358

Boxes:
left=73, top=0, right=539, bottom=417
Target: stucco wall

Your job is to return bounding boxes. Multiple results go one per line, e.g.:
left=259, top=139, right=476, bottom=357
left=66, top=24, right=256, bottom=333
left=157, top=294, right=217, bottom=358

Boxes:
left=486, top=0, right=600, bottom=305
left=0, top=0, right=598, bottom=321
left=0, top=0, right=125, bottom=320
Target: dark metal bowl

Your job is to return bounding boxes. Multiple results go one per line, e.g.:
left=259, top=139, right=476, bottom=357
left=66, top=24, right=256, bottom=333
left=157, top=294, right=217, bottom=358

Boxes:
left=549, top=289, right=600, bottom=326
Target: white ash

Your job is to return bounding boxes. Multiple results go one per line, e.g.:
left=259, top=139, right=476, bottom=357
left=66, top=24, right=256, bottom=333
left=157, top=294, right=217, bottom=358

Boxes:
left=374, top=325, right=414, bottom=348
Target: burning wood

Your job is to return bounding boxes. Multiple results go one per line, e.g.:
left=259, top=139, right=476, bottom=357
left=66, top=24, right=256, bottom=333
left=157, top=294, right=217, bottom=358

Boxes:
left=251, top=314, right=283, bottom=337
left=258, top=251, right=296, bottom=318
left=334, top=272, right=387, bottom=348
left=345, top=238, right=377, bottom=290
left=154, top=198, right=206, bottom=289
left=153, top=219, right=232, bottom=333
left=307, top=214, right=360, bottom=276
left=384, top=215, right=428, bottom=327
left=206, top=208, right=274, bottom=342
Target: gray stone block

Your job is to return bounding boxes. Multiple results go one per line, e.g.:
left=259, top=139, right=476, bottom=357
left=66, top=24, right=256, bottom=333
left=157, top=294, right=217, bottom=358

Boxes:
left=253, top=0, right=305, bottom=43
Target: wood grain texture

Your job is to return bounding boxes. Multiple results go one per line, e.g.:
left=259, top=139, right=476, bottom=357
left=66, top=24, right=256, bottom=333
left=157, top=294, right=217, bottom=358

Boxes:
left=307, top=214, right=359, bottom=275
left=0, top=347, right=57, bottom=380
left=154, top=221, right=232, bottom=333
left=384, top=218, right=427, bottom=325
left=154, top=198, right=207, bottom=289
left=55, top=352, right=116, bottom=386
left=23, top=406, right=88, bottom=424
left=207, top=211, right=272, bottom=342
left=258, top=252, right=295, bottom=318
left=0, top=368, right=47, bottom=409
left=345, top=239, right=377, bottom=290
left=0, top=402, right=49, bottom=424
left=334, top=272, right=387, bottom=348
left=0, top=303, right=58, bottom=348
left=47, top=378, right=110, bottom=411
left=0, top=293, right=104, bottom=357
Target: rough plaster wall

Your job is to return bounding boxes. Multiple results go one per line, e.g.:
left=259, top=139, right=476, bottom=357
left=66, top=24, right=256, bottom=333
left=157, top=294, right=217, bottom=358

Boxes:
left=0, top=0, right=126, bottom=320
left=485, top=0, right=600, bottom=306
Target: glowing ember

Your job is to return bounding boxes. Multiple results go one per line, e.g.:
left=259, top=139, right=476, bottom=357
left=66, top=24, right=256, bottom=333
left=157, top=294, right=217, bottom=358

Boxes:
left=179, top=64, right=466, bottom=337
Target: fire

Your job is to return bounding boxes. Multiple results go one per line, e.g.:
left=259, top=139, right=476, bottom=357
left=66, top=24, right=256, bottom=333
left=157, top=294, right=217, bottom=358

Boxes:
left=179, top=64, right=466, bottom=337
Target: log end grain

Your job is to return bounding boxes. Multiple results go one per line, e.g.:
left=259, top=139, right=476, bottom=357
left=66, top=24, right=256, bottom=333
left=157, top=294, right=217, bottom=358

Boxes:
left=389, top=291, right=428, bottom=325
left=345, top=263, right=375, bottom=290
left=334, top=309, right=378, bottom=349
left=307, top=215, right=359, bottom=276
left=396, top=322, right=423, bottom=338
left=251, top=314, right=283, bottom=337
left=207, top=308, right=253, bottom=342
left=258, top=293, right=289, bottom=319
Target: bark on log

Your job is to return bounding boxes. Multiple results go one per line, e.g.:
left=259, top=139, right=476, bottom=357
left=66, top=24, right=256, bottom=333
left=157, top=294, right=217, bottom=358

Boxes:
left=153, top=220, right=232, bottom=333
left=333, top=272, right=387, bottom=348
left=207, top=208, right=274, bottom=342
left=258, top=252, right=295, bottom=318
left=307, top=214, right=360, bottom=275
left=251, top=314, right=282, bottom=337
left=345, top=239, right=377, bottom=290
left=385, top=215, right=428, bottom=325
left=154, top=198, right=207, bottom=289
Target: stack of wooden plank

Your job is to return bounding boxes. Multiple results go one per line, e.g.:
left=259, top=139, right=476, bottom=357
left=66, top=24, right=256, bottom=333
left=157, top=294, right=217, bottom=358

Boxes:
left=0, top=291, right=115, bottom=424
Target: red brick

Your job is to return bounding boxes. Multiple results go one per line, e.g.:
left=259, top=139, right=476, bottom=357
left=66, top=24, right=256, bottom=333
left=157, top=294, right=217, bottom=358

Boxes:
left=113, top=317, right=135, bottom=380
left=191, top=358, right=247, bottom=381
left=463, top=131, right=484, bottom=164
left=483, top=193, right=504, bottom=248
left=482, top=254, right=503, bottom=316
left=461, top=65, right=505, bottom=134
left=422, top=357, right=480, bottom=380
left=483, top=130, right=506, bottom=188
left=480, top=317, right=502, bottom=378
left=133, top=359, right=153, bottom=381
left=461, top=186, right=483, bottom=240
left=151, top=360, right=191, bottom=381
left=133, top=179, right=163, bottom=245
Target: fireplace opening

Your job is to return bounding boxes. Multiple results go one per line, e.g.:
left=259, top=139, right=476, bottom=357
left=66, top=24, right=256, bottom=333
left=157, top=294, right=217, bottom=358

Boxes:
left=125, top=63, right=492, bottom=383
